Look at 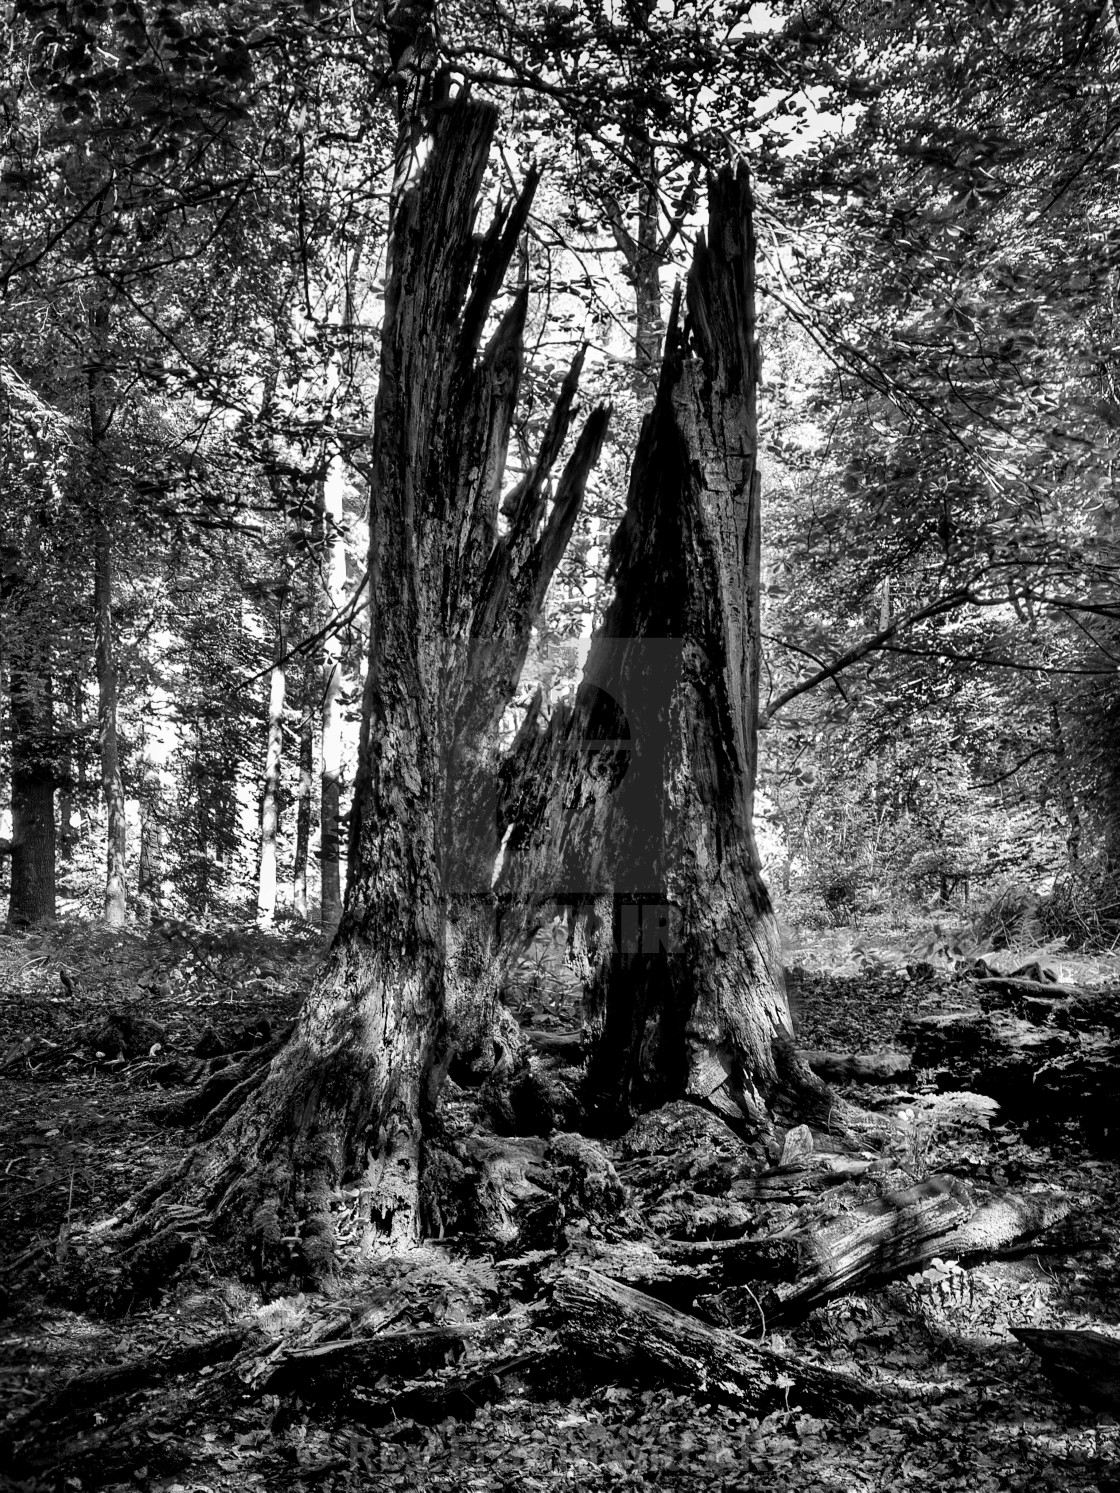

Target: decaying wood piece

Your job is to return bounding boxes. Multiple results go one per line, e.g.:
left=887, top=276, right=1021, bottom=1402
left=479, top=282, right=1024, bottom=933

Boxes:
left=802, top=1050, right=913, bottom=1085
left=933, top=1189, right=1073, bottom=1259
left=697, top=1177, right=970, bottom=1327
left=263, top=1312, right=542, bottom=1396
left=900, top=1007, right=1119, bottom=1143
left=524, top=1029, right=585, bottom=1061
left=691, top=1181, right=1072, bottom=1330
left=1013, top=1327, right=1120, bottom=1410
left=551, top=1266, right=876, bottom=1410
left=974, top=975, right=1082, bottom=1003
left=11, top=1329, right=248, bottom=1425
left=901, top=1011, right=1073, bottom=1088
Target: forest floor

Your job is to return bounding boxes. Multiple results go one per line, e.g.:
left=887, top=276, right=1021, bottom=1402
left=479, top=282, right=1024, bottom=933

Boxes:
left=1, top=915, right=1120, bottom=1492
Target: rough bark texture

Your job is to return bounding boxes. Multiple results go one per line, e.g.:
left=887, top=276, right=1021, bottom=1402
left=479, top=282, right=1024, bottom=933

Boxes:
left=443, top=354, right=609, bottom=1075
left=502, top=166, right=812, bottom=1134
left=552, top=1267, right=874, bottom=1412
left=137, top=96, right=605, bottom=1273
left=256, top=626, right=286, bottom=928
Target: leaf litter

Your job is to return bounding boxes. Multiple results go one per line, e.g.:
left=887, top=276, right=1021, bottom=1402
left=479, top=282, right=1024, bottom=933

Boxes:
left=1, top=922, right=1119, bottom=1492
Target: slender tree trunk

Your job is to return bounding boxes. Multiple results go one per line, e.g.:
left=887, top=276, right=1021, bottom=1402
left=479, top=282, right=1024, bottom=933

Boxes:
left=7, top=660, right=57, bottom=925
left=292, top=660, right=314, bottom=922
left=89, top=304, right=127, bottom=928
left=138, top=768, right=162, bottom=902
left=631, top=137, right=665, bottom=379
left=74, top=680, right=88, bottom=841
left=318, top=461, right=347, bottom=935
left=604, top=134, right=665, bottom=387
left=57, top=685, right=77, bottom=864
left=257, top=622, right=287, bottom=928
left=1049, top=699, right=1082, bottom=866
left=93, top=518, right=127, bottom=926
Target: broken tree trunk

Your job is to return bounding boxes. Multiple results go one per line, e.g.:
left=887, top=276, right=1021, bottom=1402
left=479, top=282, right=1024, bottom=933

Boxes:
left=443, top=347, right=608, bottom=1081
left=121, top=94, right=604, bottom=1278
left=499, top=165, right=821, bottom=1136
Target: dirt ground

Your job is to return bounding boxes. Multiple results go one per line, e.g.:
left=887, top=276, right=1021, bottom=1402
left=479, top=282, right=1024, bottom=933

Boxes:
left=2, top=917, right=1119, bottom=1492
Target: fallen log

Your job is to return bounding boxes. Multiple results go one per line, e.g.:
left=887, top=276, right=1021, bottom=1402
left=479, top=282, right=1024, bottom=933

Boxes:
left=1060, top=987, right=1120, bottom=1035
left=697, top=1176, right=970, bottom=1326
left=972, top=976, right=1120, bottom=1037
left=696, top=1181, right=1073, bottom=1331
left=551, top=1266, right=879, bottom=1411
left=900, top=1009, right=1119, bottom=1142
left=1013, top=1327, right=1120, bottom=1410
left=934, top=1189, right=1073, bottom=1259
left=729, top=1156, right=875, bottom=1198
left=974, top=975, right=1080, bottom=1002
left=1, top=1327, right=250, bottom=1472
left=802, top=1050, right=913, bottom=1085
left=524, top=1029, right=584, bottom=1061
left=901, top=1011, right=1072, bottom=1094
left=262, top=1312, right=541, bottom=1396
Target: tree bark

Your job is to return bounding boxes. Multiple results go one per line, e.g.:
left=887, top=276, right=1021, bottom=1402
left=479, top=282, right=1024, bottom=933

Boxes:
left=318, top=459, right=347, bottom=935
left=93, top=513, right=127, bottom=928
left=137, top=767, right=162, bottom=901
left=135, top=96, right=605, bottom=1273
left=503, top=166, right=814, bottom=1134
left=56, top=683, right=79, bottom=864
left=292, top=660, right=314, bottom=922
left=256, top=620, right=287, bottom=927
left=552, top=1267, right=873, bottom=1412
left=89, top=302, right=127, bottom=929
left=7, top=659, right=57, bottom=925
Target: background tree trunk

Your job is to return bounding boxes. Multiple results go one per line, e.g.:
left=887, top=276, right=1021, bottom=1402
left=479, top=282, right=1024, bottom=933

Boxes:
left=317, top=460, right=347, bottom=935
left=137, top=767, right=162, bottom=903
left=93, top=516, right=127, bottom=927
left=7, top=659, right=57, bottom=925
left=89, top=302, right=127, bottom=929
left=1048, top=699, right=1082, bottom=865
left=256, top=622, right=287, bottom=927
left=292, top=660, right=314, bottom=922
